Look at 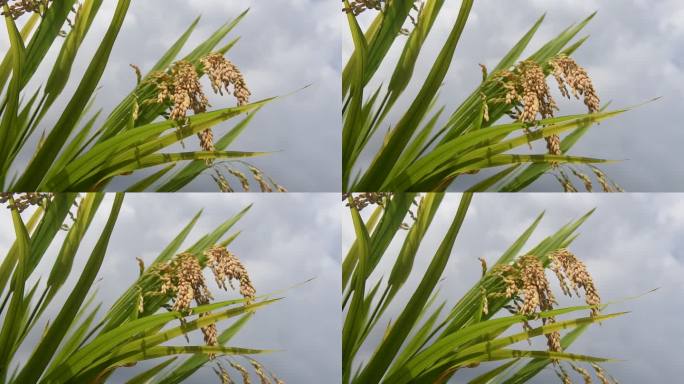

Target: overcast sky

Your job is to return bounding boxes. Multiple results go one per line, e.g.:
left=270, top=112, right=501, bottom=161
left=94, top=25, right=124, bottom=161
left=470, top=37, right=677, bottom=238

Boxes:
left=342, top=193, right=684, bottom=383
left=343, top=0, right=684, bottom=191
left=1, top=0, right=340, bottom=192
left=0, top=193, right=341, bottom=383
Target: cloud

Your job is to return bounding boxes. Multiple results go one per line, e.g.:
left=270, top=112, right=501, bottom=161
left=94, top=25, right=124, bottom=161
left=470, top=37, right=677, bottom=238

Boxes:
left=0, top=193, right=341, bottom=383
left=342, top=193, right=684, bottom=383
left=345, top=1, right=684, bottom=191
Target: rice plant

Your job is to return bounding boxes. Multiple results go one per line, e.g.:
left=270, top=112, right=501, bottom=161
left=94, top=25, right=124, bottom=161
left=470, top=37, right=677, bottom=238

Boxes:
left=343, top=193, right=629, bottom=383
left=342, top=0, right=635, bottom=192
left=0, top=1, right=285, bottom=192
left=0, top=193, right=287, bottom=383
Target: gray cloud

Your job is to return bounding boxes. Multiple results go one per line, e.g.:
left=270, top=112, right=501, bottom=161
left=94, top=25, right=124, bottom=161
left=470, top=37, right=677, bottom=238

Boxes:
left=2, top=0, right=340, bottom=191
left=342, top=193, right=684, bottom=383
left=344, top=1, right=684, bottom=191
left=1, top=193, right=340, bottom=383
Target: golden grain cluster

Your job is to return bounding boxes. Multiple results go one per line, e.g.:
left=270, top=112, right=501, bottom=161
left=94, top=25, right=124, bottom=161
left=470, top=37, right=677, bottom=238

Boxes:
left=342, top=0, right=384, bottom=16
left=145, top=53, right=250, bottom=154
left=145, top=246, right=256, bottom=348
left=492, top=55, right=600, bottom=156
left=0, top=192, right=53, bottom=212
left=0, top=0, right=51, bottom=19
left=342, top=192, right=393, bottom=211
left=212, top=359, right=285, bottom=384
left=491, top=249, right=601, bottom=354
left=205, top=245, right=256, bottom=302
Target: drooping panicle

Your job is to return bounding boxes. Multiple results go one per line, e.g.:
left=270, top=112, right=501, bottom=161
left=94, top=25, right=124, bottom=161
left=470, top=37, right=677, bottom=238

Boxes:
left=1, top=0, right=52, bottom=19
left=0, top=192, right=53, bottom=212
left=492, top=54, right=600, bottom=156
left=169, top=60, right=209, bottom=120
left=204, top=245, right=256, bottom=302
left=342, top=0, right=384, bottom=16
left=201, top=52, right=251, bottom=107
left=549, top=248, right=601, bottom=317
left=550, top=55, right=601, bottom=114
left=489, top=248, right=601, bottom=354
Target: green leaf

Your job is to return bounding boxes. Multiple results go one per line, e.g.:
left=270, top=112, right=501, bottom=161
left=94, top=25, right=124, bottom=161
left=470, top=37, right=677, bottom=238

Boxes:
left=156, top=314, right=253, bottom=384
left=15, top=0, right=132, bottom=190
left=14, top=194, right=124, bottom=384
left=38, top=193, right=105, bottom=319
left=157, top=108, right=260, bottom=191
left=502, top=326, right=590, bottom=384
left=0, top=197, right=31, bottom=381
left=342, top=204, right=372, bottom=383
left=355, top=0, right=475, bottom=191
left=342, top=0, right=369, bottom=190
left=125, top=164, right=176, bottom=192
left=0, top=11, right=26, bottom=187
left=387, top=0, right=446, bottom=105
left=468, top=360, right=519, bottom=384
left=385, top=110, right=624, bottom=191
left=96, top=150, right=269, bottom=185
left=43, top=98, right=272, bottom=191
left=43, top=0, right=105, bottom=109
left=125, top=357, right=177, bottom=384
left=116, top=345, right=271, bottom=365
left=64, top=299, right=277, bottom=382
left=354, top=194, right=472, bottom=384
left=0, top=12, right=38, bottom=93
left=387, top=311, right=623, bottom=384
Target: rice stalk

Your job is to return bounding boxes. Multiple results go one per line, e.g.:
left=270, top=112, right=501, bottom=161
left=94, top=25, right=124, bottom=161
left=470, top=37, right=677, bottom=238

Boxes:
left=0, top=4, right=280, bottom=192
left=0, top=192, right=285, bottom=383
left=342, top=1, right=642, bottom=192
left=342, top=193, right=628, bottom=384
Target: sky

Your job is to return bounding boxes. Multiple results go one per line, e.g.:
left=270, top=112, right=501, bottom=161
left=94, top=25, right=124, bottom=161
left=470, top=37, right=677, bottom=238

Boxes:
left=343, top=0, right=684, bottom=192
left=342, top=193, right=684, bottom=383
left=0, top=193, right=341, bottom=383
left=1, top=0, right=340, bottom=192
